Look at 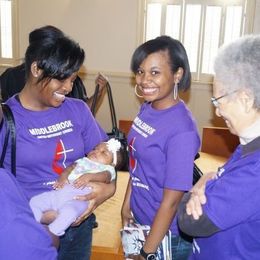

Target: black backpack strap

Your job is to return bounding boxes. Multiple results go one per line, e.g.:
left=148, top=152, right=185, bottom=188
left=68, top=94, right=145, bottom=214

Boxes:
left=193, top=153, right=203, bottom=185
left=92, top=81, right=118, bottom=132
left=106, top=82, right=117, bottom=129
left=91, top=84, right=100, bottom=116
left=0, top=113, right=10, bottom=167
left=0, top=104, right=16, bottom=176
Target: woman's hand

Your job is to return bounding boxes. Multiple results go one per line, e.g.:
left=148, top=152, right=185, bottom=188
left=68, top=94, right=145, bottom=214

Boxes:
left=72, top=181, right=116, bottom=226
left=87, top=73, right=108, bottom=108
left=121, top=178, right=134, bottom=226
left=186, top=171, right=217, bottom=219
left=121, top=203, right=135, bottom=227
left=95, top=73, right=108, bottom=93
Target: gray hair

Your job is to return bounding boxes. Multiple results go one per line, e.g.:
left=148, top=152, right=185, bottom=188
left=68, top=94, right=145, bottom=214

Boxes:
left=214, top=35, right=260, bottom=108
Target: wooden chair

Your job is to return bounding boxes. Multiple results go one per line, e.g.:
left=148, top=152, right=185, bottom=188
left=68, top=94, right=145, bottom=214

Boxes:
left=201, top=127, right=239, bottom=158
left=118, top=120, right=133, bottom=137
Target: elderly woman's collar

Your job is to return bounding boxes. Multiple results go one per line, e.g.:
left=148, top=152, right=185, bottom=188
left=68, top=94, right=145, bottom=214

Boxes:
left=239, top=118, right=260, bottom=145
left=241, top=136, right=260, bottom=156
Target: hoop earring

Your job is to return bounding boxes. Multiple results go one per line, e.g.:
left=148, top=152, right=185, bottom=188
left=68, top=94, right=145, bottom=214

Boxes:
left=135, top=84, right=143, bottom=98
left=173, top=83, right=179, bottom=100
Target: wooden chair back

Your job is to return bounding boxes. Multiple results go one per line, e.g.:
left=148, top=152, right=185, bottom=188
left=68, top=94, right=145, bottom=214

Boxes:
left=201, top=127, right=239, bottom=158
left=119, top=120, right=133, bottom=137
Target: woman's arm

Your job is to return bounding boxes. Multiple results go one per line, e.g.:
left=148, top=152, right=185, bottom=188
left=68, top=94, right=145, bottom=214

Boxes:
left=177, top=172, right=220, bottom=237
left=121, top=177, right=134, bottom=226
left=86, top=73, right=107, bottom=108
left=177, top=192, right=220, bottom=237
left=72, top=180, right=116, bottom=225
left=186, top=171, right=217, bottom=219
left=142, top=189, right=184, bottom=254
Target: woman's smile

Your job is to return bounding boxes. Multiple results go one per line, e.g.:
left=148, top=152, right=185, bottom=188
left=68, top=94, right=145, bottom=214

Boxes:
left=53, top=91, right=66, bottom=102
left=141, top=86, right=158, bottom=95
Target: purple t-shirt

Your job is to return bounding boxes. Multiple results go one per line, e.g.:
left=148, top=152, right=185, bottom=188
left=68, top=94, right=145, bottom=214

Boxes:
left=128, top=101, right=200, bottom=234
left=0, top=169, right=57, bottom=259
left=191, top=144, right=260, bottom=259
left=0, top=96, right=107, bottom=199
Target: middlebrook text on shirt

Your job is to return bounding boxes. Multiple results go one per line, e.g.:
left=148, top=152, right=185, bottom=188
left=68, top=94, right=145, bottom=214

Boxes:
left=133, top=117, right=156, bottom=138
left=28, top=120, right=73, bottom=139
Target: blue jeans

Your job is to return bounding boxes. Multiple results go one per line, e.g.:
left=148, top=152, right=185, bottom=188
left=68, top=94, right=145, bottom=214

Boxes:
left=171, top=234, right=192, bottom=260
left=58, top=213, right=96, bottom=260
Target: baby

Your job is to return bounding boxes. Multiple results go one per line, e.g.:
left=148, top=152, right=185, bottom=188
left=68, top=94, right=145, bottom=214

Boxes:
left=29, top=138, right=122, bottom=236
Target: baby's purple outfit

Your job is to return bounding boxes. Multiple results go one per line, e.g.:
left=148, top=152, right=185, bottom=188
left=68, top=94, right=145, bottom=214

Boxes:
left=29, top=157, right=115, bottom=236
left=30, top=184, right=91, bottom=236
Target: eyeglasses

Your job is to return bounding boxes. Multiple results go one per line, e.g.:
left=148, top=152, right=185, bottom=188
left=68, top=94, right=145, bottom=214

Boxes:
left=211, top=90, right=238, bottom=107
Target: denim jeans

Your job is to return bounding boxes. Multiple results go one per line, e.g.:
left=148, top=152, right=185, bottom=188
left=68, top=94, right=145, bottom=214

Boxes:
left=58, top=213, right=96, bottom=260
left=171, top=234, right=192, bottom=260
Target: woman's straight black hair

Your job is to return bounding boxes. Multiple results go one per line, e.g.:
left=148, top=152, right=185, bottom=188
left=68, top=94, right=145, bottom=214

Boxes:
left=131, top=35, right=191, bottom=91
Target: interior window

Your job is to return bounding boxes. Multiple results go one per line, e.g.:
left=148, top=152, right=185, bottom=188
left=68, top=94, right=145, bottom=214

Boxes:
left=142, top=0, right=255, bottom=82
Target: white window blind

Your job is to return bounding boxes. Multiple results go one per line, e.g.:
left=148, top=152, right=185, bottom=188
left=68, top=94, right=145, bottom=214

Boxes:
left=0, top=0, right=16, bottom=65
left=143, top=0, right=254, bottom=82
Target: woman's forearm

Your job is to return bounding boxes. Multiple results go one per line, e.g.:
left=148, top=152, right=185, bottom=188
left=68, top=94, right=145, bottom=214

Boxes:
left=121, top=177, right=133, bottom=225
left=143, top=189, right=184, bottom=253
left=101, top=180, right=116, bottom=202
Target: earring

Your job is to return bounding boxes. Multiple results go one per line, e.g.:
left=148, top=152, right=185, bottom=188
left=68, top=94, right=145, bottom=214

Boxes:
left=173, top=82, right=179, bottom=100
left=134, top=84, right=143, bottom=98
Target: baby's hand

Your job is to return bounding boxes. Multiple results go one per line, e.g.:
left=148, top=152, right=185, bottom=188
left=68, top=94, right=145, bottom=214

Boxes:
left=73, top=175, right=91, bottom=189
left=73, top=172, right=110, bottom=189
left=53, top=163, right=77, bottom=190
left=53, top=176, right=69, bottom=190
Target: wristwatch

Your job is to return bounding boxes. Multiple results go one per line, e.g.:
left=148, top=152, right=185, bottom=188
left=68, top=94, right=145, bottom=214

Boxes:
left=140, top=247, right=156, bottom=260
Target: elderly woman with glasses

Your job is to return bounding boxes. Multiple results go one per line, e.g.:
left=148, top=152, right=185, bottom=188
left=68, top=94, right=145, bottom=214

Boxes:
left=177, top=35, right=260, bottom=260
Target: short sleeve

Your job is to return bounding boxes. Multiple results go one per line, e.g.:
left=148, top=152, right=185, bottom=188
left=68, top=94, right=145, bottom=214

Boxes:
left=164, top=131, right=200, bottom=191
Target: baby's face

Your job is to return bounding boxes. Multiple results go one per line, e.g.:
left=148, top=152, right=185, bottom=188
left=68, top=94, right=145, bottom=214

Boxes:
left=87, top=143, right=113, bottom=165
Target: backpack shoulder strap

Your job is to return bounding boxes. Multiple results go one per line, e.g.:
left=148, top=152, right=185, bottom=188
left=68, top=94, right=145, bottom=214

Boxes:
left=0, top=103, right=16, bottom=176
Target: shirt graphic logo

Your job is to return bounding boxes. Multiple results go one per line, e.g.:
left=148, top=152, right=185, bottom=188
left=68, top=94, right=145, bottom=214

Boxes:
left=52, top=139, right=74, bottom=175
left=129, top=137, right=137, bottom=172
